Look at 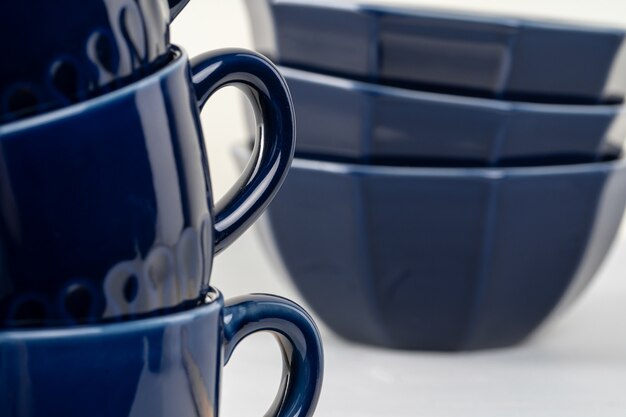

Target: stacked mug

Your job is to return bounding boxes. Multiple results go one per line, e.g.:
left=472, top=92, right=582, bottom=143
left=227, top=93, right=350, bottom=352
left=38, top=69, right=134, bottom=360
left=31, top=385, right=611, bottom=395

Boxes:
left=244, top=0, right=626, bottom=350
left=0, top=1, right=323, bottom=416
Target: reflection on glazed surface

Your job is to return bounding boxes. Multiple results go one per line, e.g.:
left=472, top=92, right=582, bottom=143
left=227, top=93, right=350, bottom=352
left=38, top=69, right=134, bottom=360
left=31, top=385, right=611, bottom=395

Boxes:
left=0, top=292, right=222, bottom=417
left=0, top=49, right=213, bottom=326
left=102, top=221, right=212, bottom=319
left=1, top=0, right=180, bottom=122
left=0, top=290, right=324, bottom=417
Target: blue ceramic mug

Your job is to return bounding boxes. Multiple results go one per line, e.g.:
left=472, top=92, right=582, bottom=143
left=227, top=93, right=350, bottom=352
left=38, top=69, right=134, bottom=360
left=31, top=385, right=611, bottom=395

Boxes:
left=0, top=288, right=324, bottom=417
left=1, top=0, right=191, bottom=122
left=0, top=45, right=295, bottom=327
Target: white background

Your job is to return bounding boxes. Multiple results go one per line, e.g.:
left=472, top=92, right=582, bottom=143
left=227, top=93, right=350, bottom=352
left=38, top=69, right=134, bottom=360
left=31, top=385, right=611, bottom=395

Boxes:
left=171, top=1, right=626, bottom=416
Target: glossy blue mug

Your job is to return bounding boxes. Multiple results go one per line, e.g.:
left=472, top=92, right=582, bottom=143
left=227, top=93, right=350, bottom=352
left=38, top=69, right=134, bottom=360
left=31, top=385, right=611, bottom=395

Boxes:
left=0, top=45, right=295, bottom=327
left=0, top=288, right=324, bottom=417
left=1, top=0, right=191, bottom=122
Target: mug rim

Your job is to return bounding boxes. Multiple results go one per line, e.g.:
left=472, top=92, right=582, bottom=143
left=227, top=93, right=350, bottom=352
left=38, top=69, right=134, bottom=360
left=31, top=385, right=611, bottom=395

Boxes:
left=0, top=45, right=187, bottom=136
left=0, top=288, right=222, bottom=340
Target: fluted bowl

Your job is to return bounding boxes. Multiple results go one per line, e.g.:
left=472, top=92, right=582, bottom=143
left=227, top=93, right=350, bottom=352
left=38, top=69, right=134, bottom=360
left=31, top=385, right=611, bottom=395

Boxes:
left=237, top=146, right=626, bottom=350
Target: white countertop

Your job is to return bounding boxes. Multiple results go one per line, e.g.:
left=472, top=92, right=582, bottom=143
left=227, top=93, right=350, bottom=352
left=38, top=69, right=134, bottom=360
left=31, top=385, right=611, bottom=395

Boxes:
left=171, top=1, right=626, bottom=415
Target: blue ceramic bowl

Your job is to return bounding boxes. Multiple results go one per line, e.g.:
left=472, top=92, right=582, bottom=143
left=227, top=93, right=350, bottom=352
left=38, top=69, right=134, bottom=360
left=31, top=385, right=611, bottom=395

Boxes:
left=237, top=147, right=626, bottom=350
left=247, top=0, right=626, bottom=104
left=280, top=66, right=626, bottom=166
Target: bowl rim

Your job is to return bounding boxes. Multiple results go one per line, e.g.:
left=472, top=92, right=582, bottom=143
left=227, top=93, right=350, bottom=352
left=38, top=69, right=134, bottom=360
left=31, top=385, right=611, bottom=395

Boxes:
left=292, top=154, right=626, bottom=178
left=279, top=66, right=625, bottom=113
left=270, top=0, right=626, bottom=34
left=234, top=145, right=626, bottom=178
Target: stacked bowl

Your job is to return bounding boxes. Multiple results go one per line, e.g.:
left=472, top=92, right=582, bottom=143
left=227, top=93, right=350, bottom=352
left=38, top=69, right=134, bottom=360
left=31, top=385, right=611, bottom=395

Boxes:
left=244, top=0, right=626, bottom=350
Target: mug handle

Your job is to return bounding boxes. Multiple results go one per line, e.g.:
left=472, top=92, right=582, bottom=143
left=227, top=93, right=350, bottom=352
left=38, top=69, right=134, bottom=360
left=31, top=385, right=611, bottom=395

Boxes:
left=222, top=294, right=324, bottom=417
left=169, top=0, right=191, bottom=20
left=189, top=49, right=295, bottom=253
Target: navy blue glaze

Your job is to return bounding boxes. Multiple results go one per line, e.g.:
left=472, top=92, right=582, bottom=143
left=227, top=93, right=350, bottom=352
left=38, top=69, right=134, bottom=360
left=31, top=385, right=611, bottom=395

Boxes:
left=236, top=147, right=626, bottom=350
left=279, top=66, right=626, bottom=167
left=247, top=0, right=626, bottom=104
left=0, top=0, right=191, bottom=123
left=0, top=47, right=295, bottom=327
left=0, top=288, right=324, bottom=417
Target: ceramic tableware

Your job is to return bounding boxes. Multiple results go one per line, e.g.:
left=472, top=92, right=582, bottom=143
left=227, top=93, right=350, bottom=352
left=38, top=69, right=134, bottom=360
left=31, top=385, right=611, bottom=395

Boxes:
left=1, top=0, right=191, bottom=122
left=278, top=66, right=626, bottom=166
left=236, top=146, right=626, bottom=350
left=247, top=0, right=626, bottom=103
left=0, top=46, right=295, bottom=328
left=0, top=287, right=323, bottom=417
